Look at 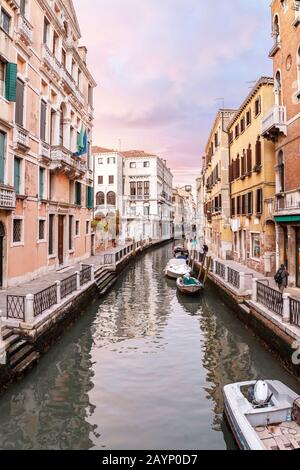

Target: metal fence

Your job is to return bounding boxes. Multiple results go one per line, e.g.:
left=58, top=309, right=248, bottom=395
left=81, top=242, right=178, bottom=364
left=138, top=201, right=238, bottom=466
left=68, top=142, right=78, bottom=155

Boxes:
left=7, top=295, right=26, bottom=321
left=34, top=285, right=58, bottom=318
left=80, top=265, right=92, bottom=286
left=290, top=298, right=300, bottom=327
left=257, top=281, right=283, bottom=316
left=61, top=274, right=77, bottom=300
left=215, top=261, right=226, bottom=280
left=228, top=268, right=240, bottom=290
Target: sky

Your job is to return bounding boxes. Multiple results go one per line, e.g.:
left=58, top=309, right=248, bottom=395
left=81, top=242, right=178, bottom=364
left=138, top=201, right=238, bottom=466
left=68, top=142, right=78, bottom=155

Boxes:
left=73, top=0, right=273, bottom=188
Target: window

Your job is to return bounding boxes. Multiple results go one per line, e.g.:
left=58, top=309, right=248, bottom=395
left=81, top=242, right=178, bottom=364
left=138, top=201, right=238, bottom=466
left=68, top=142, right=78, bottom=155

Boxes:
left=137, top=181, right=143, bottom=196
left=255, top=138, right=262, bottom=168
left=246, top=110, right=252, bottom=126
left=86, top=221, right=90, bottom=235
left=240, top=117, right=245, bottom=133
left=251, top=233, right=261, bottom=259
left=109, top=175, right=114, bottom=185
left=77, top=69, right=81, bottom=89
left=75, top=220, right=80, bottom=236
left=247, top=145, right=252, bottom=173
left=61, top=49, right=66, bottom=68
left=96, top=191, right=105, bottom=206
left=130, top=182, right=136, bottom=196
left=86, top=186, right=93, bottom=209
left=107, top=191, right=116, bottom=206
left=98, top=158, right=103, bottom=165
left=242, top=194, right=246, bottom=215
left=15, top=79, right=25, bottom=127
left=98, top=175, right=103, bottom=185
left=49, top=214, right=54, bottom=255
left=144, top=161, right=150, bottom=168
left=144, top=181, right=150, bottom=196
left=229, top=131, right=233, bottom=144
left=20, top=0, right=26, bottom=17
left=231, top=198, right=236, bottom=216
left=0, top=59, right=5, bottom=97
left=237, top=196, right=241, bottom=215
left=247, top=192, right=253, bottom=215
left=277, top=150, right=285, bottom=193
left=69, top=216, right=73, bottom=250
left=40, top=100, right=47, bottom=141
left=14, top=157, right=21, bottom=195
left=43, top=17, right=50, bottom=45
left=254, top=97, right=261, bottom=117
left=1, top=9, right=11, bottom=35
left=256, top=188, right=263, bottom=214
left=108, top=157, right=116, bottom=164
left=214, top=132, right=219, bottom=147
left=130, top=162, right=136, bottom=168
left=0, top=131, right=6, bottom=184
left=52, top=31, right=59, bottom=56
left=75, top=182, right=82, bottom=206
left=144, top=206, right=150, bottom=216
left=39, top=220, right=46, bottom=241
left=235, top=124, right=239, bottom=139
left=13, top=219, right=22, bottom=243
left=39, top=167, right=45, bottom=199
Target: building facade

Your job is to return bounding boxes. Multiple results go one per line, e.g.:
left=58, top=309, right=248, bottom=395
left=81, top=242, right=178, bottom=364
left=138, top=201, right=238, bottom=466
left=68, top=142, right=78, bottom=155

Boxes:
left=196, top=171, right=205, bottom=246
left=261, top=0, right=300, bottom=286
left=172, top=186, right=196, bottom=241
left=203, top=109, right=236, bottom=259
left=122, top=151, right=173, bottom=242
left=0, top=0, right=96, bottom=287
left=229, top=77, right=276, bottom=275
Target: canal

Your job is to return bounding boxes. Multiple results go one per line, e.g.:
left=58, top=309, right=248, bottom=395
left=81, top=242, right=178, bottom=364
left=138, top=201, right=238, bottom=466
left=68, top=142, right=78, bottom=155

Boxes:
left=0, top=243, right=299, bottom=450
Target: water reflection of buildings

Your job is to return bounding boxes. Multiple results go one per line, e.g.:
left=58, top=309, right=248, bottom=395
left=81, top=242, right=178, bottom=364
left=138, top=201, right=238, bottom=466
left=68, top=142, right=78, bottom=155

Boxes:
left=0, top=318, right=98, bottom=450
left=92, top=250, right=173, bottom=349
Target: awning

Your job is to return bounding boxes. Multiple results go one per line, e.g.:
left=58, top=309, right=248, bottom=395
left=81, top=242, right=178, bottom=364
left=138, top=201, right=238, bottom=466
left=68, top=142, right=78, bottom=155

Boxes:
left=274, top=215, right=300, bottom=223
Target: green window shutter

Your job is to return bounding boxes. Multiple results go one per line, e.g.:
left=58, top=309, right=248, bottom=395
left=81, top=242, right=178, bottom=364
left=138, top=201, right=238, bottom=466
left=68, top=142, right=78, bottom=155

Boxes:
left=5, top=63, right=17, bottom=102
left=14, top=158, right=21, bottom=194
left=86, top=186, right=93, bottom=209
left=76, top=182, right=82, bottom=206
left=0, top=132, right=6, bottom=184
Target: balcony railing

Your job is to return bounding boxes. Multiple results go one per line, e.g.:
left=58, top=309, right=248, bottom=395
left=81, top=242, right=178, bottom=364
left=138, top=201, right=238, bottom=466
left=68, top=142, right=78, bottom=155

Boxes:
left=42, top=45, right=61, bottom=77
left=276, top=190, right=300, bottom=212
left=40, top=142, right=50, bottom=159
left=261, top=106, right=287, bottom=140
left=50, top=146, right=86, bottom=177
left=0, top=185, right=16, bottom=210
left=293, top=1, right=300, bottom=26
left=14, top=125, right=30, bottom=149
left=18, top=15, right=33, bottom=45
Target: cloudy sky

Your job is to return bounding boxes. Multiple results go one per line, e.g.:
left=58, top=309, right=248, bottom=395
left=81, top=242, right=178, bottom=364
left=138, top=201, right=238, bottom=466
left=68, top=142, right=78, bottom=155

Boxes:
left=73, top=0, right=273, bottom=187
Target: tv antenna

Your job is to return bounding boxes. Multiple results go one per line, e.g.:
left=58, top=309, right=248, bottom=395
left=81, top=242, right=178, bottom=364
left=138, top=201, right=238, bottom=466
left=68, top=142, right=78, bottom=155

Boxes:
left=215, top=97, right=225, bottom=109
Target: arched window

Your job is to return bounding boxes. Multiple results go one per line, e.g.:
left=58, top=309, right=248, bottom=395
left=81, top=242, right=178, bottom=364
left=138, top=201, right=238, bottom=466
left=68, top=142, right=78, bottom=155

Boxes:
left=275, top=70, right=282, bottom=105
left=107, top=191, right=116, bottom=206
left=96, top=191, right=105, bottom=206
left=273, top=15, right=280, bottom=40
left=277, top=150, right=285, bottom=193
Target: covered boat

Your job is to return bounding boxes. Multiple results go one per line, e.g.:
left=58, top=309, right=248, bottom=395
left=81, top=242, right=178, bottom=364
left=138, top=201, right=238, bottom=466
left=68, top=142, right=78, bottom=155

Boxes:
left=176, top=277, right=204, bottom=295
left=165, top=258, right=191, bottom=279
left=223, top=380, right=300, bottom=451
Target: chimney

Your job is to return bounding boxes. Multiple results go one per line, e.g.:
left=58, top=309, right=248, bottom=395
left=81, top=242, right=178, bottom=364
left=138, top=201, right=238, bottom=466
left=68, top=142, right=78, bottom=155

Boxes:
left=78, top=46, right=87, bottom=64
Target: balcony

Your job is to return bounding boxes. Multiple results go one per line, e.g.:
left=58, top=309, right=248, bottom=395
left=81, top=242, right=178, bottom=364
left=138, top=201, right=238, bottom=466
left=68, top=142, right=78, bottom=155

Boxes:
left=50, top=146, right=86, bottom=179
left=276, top=190, right=300, bottom=214
left=42, top=45, right=61, bottom=78
left=0, top=185, right=16, bottom=211
left=261, top=106, right=287, bottom=141
left=61, top=69, right=76, bottom=93
left=14, top=125, right=30, bottom=151
left=39, top=142, right=50, bottom=161
left=293, top=1, right=300, bottom=27
left=17, top=16, right=33, bottom=46
left=269, top=35, right=281, bottom=58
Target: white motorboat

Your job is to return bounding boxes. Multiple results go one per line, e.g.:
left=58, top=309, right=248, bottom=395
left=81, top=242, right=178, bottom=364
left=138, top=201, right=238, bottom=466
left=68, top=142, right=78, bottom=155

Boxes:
left=176, top=277, right=204, bottom=295
left=165, top=258, right=191, bottom=279
left=223, top=380, right=300, bottom=451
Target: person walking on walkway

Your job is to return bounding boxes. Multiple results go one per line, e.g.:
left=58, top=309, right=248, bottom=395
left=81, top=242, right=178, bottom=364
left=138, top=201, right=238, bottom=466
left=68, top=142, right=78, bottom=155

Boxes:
left=274, top=264, right=289, bottom=293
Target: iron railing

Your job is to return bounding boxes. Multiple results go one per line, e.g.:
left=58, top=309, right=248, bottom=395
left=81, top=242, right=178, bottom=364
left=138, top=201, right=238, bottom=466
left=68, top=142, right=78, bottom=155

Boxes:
left=61, top=274, right=77, bottom=299
left=228, top=268, right=240, bottom=290
left=257, top=281, right=283, bottom=316
left=80, top=265, right=92, bottom=286
left=7, top=295, right=26, bottom=321
left=33, top=285, right=57, bottom=317
left=290, top=298, right=300, bottom=327
left=216, top=261, right=226, bottom=280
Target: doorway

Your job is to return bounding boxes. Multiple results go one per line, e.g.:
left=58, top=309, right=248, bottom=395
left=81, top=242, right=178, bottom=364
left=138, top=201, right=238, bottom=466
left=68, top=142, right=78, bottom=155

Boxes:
left=58, top=215, right=64, bottom=266
left=296, top=228, right=300, bottom=288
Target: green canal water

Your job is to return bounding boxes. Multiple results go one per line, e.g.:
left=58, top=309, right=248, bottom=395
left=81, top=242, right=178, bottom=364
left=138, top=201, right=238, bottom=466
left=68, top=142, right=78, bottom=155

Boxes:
left=0, top=243, right=299, bottom=450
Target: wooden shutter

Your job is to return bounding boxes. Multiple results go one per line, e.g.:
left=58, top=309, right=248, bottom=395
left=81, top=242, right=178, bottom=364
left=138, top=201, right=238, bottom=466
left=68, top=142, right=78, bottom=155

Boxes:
left=0, top=132, right=5, bottom=184
left=15, top=79, right=24, bottom=126
left=40, top=100, right=47, bottom=141
left=255, top=139, right=262, bottom=167
left=5, top=63, right=17, bottom=102
left=247, top=146, right=252, bottom=173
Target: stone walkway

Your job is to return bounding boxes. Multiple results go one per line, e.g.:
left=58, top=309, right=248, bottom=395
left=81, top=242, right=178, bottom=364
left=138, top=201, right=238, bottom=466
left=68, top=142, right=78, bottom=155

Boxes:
left=0, top=242, right=133, bottom=317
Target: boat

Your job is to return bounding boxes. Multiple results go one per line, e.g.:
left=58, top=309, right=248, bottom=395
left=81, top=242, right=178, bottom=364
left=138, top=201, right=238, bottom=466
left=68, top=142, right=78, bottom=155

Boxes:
left=223, top=380, right=300, bottom=451
left=176, top=276, right=204, bottom=295
left=174, top=244, right=185, bottom=255
left=165, top=258, right=191, bottom=279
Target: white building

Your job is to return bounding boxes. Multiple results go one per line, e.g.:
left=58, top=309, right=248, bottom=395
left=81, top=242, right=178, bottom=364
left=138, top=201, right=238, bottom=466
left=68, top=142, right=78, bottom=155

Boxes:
left=172, top=186, right=196, bottom=241
left=93, top=149, right=174, bottom=244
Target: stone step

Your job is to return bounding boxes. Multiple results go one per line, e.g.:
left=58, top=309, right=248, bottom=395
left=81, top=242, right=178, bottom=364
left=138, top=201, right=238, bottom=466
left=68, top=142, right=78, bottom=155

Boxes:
left=2, top=328, right=15, bottom=341
left=95, top=271, right=113, bottom=286
left=8, top=339, right=28, bottom=358
left=9, top=344, right=34, bottom=368
left=99, top=275, right=118, bottom=296
left=12, top=351, right=40, bottom=376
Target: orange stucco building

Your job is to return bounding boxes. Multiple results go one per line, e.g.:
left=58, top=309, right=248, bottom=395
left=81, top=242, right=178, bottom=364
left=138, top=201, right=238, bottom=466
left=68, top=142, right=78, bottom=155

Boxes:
left=0, top=0, right=96, bottom=287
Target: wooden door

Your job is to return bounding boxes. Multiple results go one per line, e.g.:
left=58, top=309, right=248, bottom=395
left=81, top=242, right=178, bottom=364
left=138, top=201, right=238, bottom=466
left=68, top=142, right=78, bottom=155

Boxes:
left=58, top=215, right=64, bottom=266
left=0, top=236, right=3, bottom=288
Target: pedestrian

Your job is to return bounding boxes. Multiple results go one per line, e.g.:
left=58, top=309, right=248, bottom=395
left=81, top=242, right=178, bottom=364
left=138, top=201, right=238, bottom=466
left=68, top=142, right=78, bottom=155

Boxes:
left=203, top=244, right=209, bottom=254
left=274, top=264, right=289, bottom=293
